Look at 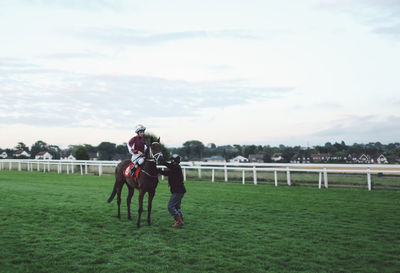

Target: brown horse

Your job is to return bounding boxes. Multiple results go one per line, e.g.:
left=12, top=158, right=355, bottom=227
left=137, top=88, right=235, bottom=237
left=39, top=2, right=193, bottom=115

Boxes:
left=107, top=138, right=164, bottom=228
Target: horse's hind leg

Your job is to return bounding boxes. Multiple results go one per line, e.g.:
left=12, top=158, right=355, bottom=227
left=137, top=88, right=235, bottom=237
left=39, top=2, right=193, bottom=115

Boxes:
left=127, top=185, right=134, bottom=220
left=117, top=184, right=122, bottom=219
left=137, top=191, right=144, bottom=228
left=147, top=191, right=155, bottom=226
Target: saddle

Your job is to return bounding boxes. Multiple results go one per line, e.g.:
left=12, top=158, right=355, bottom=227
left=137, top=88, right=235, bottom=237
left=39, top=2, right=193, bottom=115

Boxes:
left=124, top=163, right=141, bottom=180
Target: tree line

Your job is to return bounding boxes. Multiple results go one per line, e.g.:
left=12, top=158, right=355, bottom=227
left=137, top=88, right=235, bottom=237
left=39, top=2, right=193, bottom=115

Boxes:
left=170, top=140, right=400, bottom=163
left=1, top=133, right=170, bottom=161
left=2, top=138, right=400, bottom=163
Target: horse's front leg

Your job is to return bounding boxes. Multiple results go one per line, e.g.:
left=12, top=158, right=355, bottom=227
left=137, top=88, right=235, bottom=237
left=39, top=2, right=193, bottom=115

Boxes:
left=127, top=185, right=134, bottom=220
left=147, top=191, right=155, bottom=226
left=137, top=190, right=144, bottom=228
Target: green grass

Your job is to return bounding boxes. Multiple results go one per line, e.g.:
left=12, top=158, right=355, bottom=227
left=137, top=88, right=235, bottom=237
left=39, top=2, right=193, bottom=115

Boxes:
left=0, top=171, right=399, bottom=272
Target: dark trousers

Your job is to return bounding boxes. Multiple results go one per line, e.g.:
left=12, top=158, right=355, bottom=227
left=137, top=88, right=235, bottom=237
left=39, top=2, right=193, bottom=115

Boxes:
left=168, top=193, right=184, bottom=217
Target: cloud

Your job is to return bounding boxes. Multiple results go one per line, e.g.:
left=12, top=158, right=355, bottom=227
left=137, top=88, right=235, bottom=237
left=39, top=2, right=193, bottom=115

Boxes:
left=6, top=0, right=123, bottom=11
left=0, top=59, right=294, bottom=129
left=74, top=27, right=258, bottom=46
left=315, top=0, right=400, bottom=39
left=311, top=115, right=400, bottom=143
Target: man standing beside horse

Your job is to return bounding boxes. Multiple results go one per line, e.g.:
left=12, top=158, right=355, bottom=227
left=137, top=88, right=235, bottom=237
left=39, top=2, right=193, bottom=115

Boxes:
left=159, top=154, right=186, bottom=228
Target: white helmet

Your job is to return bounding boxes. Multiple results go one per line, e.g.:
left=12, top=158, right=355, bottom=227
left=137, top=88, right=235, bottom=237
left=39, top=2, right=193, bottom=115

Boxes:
left=135, top=124, right=146, bottom=133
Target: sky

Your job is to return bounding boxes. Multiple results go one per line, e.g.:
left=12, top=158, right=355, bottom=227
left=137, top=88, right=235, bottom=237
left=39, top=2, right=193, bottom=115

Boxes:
left=1, top=0, right=400, bottom=149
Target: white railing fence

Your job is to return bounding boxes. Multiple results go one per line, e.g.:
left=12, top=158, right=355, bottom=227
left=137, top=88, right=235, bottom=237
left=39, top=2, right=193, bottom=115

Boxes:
left=1, top=159, right=400, bottom=191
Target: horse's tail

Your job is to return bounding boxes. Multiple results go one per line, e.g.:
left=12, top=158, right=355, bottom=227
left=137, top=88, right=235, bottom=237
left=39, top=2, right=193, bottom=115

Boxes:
left=107, top=180, right=118, bottom=203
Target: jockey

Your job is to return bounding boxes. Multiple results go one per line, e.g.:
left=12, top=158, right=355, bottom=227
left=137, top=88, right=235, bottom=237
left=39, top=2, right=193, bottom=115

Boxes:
left=127, top=124, right=147, bottom=176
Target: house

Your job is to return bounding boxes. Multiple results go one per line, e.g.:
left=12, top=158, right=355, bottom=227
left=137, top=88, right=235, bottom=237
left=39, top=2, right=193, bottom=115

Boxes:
left=61, top=155, right=76, bottom=160
left=35, top=151, right=53, bottom=160
left=0, top=151, right=8, bottom=159
left=374, top=154, right=388, bottom=164
left=290, top=154, right=310, bottom=164
left=248, top=154, right=264, bottom=163
left=271, top=153, right=283, bottom=162
left=346, top=154, right=358, bottom=163
left=13, top=150, right=31, bottom=158
left=204, top=155, right=226, bottom=163
left=89, top=152, right=98, bottom=161
left=358, top=154, right=370, bottom=164
left=311, top=153, right=330, bottom=163
left=229, top=155, right=249, bottom=163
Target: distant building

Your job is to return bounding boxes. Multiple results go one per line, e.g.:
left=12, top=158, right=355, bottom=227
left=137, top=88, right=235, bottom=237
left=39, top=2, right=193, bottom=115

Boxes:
left=204, top=155, right=226, bottom=163
left=248, top=154, right=264, bottom=163
left=271, top=153, right=282, bottom=162
left=0, top=151, right=8, bottom=159
left=375, top=154, right=388, bottom=164
left=35, top=151, right=53, bottom=160
left=311, top=153, right=330, bottom=163
left=358, top=154, right=370, bottom=164
left=13, top=150, right=31, bottom=158
left=346, top=154, right=359, bottom=163
left=88, top=152, right=98, bottom=161
left=229, top=155, right=249, bottom=163
left=290, top=154, right=310, bottom=164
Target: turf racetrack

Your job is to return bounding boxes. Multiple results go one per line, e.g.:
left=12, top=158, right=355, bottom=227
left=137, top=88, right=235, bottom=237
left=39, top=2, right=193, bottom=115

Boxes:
left=1, top=171, right=399, bottom=272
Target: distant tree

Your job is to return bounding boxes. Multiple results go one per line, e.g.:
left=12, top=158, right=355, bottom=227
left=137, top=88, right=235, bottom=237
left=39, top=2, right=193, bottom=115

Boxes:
left=48, top=145, right=62, bottom=159
left=31, top=140, right=48, bottom=158
left=182, top=140, right=205, bottom=160
left=15, top=142, right=29, bottom=152
left=73, top=146, right=89, bottom=160
left=97, top=142, right=117, bottom=160
left=84, top=144, right=97, bottom=154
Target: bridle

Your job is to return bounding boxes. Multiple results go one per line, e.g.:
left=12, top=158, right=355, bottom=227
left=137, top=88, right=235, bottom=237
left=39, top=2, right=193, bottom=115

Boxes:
left=149, top=142, right=163, bottom=164
left=141, top=142, right=163, bottom=178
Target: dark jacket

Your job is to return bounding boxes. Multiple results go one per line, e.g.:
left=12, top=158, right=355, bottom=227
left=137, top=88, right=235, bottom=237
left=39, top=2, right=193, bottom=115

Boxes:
left=159, top=161, right=186, bottom=194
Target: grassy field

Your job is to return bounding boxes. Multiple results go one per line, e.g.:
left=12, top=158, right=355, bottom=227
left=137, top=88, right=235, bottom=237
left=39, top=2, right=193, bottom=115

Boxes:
left=0, top=171, right=399, bottom=272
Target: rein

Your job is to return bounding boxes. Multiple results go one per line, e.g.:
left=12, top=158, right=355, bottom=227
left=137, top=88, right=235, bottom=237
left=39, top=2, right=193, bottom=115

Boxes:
left=140, top=143, right=162, bottom=178
left=141, top=168, right=158, bottom=178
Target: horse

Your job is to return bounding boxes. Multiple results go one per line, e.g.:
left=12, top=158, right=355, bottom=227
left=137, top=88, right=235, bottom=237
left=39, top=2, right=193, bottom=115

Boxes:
left=107, top=138, right=164, bottom=228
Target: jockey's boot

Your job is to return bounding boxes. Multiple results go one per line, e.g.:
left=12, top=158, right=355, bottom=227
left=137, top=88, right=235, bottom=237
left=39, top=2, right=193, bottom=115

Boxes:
left=129, top=163, right=138, bottom=177
left=172, top=215, right=183, bottom=228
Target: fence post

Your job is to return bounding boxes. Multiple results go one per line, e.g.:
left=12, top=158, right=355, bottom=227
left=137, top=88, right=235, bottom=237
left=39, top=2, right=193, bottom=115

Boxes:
left=37, top=162, right=40, bottom=172
left=85, top=163, right=88, bottom=175
left=242, top=169, right=245, bottom=184
left=367, top=168, right=372, bottom=191
left=43, top=162, right=45, bottom=173
left=67, top=164, right=69, bottom=174
left=318, top=172, right=322, bottom=189
left=323, top=168, right=328, bottom=188
left=183, top=167, right=186, bottom=181
left=80, top=164, right=83, bottom=175
left=198, top=168, right=201, bottom=179
left=99, top=163, right=102, bottom=176
left=9, top=161, right=12, bottom=170
left=253, top=166, right=257, bottom=185
left=286, top=167, right=291, bottom=186
left=212, top=168, right=215, bottom=182
left=224, top=165, right=228, bottom=182
left=18, top=162, right=21, bottom=171
left=71, top=162, right=74, bottom=174
left=274, top=170, right=278, bottom=187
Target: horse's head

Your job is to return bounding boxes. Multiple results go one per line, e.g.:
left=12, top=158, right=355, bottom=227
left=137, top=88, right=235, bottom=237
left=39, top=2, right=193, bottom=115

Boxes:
left=148, top=137, right=164, bottom=164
